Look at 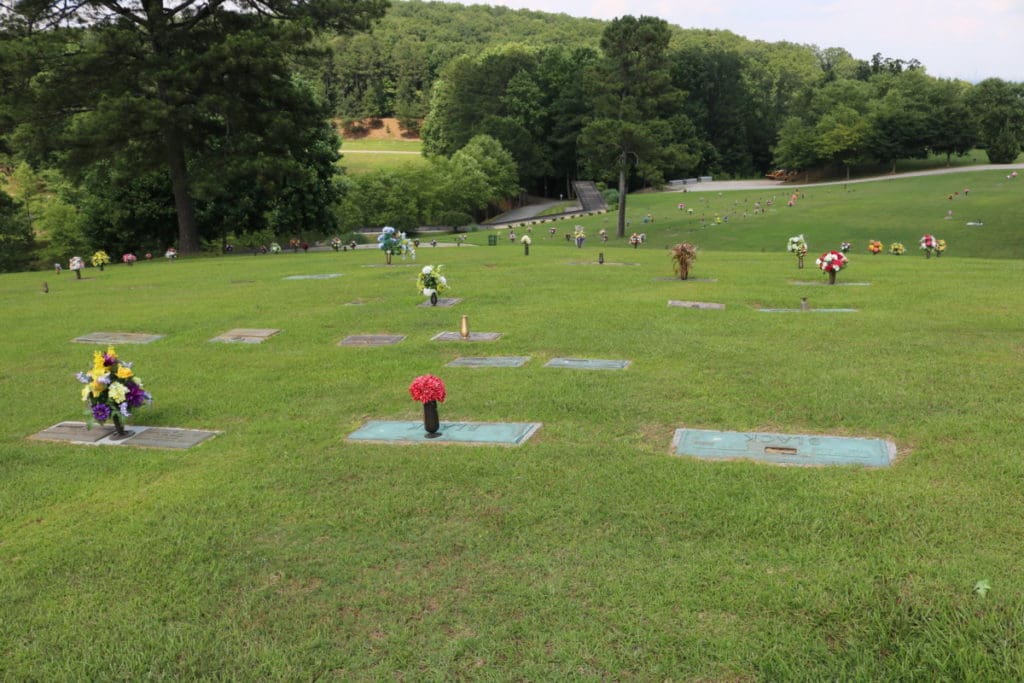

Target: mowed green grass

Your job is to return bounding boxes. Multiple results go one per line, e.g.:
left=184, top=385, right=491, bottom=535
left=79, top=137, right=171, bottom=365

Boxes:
left=2, top=171, right=1024, bottom=679
left=339, top=138, right=427, bottom=174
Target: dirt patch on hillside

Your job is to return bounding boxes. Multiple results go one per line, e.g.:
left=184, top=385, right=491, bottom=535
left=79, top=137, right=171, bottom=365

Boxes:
left=334, top=117, right=420, bottom=141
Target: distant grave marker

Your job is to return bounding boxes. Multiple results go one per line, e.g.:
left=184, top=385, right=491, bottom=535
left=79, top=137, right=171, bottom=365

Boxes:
left=544, top=357, right=631, bottom=370
left=418, top=297, right=462, bottom=308
left=569, top=261, right=640, bottom=267
left=339, top=334, right=406, bottom=346
left=790, top=281, right=871, bottom=286
left=347, top=420, right=541, bottom=446
left=432, top=331, right=502, bottom=342
left=672, top=427, right=896, bottom=467
left=653, top=277, right=717, bottom=283
left=72, top=332, right=164, bottom=345
left=668, top=300, right=725, bottom=310
left=210, top=328, right=281, bottom=344
left=446, top=356, right=530, bottom=368
left=283, top=273, right=343, bottom=280
left=757, top=308, right=858, bottom=313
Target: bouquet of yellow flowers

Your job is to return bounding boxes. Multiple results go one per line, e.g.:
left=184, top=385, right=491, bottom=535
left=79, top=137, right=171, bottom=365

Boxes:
left=889, top=242, right=905, bottom=255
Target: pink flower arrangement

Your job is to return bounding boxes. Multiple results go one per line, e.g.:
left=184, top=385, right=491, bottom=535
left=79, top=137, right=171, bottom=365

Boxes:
left=919, top=234, right=937, bottom=251
left=816, top=250, right=848, bottom=273
left=122, top=253, right=137, bottom=265
left=409, top=375, right=446, bottom=404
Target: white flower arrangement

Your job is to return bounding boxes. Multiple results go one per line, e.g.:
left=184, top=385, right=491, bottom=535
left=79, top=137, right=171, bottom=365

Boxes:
left=417, top=265, right=449, bottom=297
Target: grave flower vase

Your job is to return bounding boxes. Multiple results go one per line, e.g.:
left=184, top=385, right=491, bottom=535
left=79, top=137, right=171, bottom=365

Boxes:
left=828, top=270, right=837, bottom=285
left=925, top=249, right=932, bottom=259
left=524, top=244, right=529, bottom=256
left=423, top=400, right=441, bottom=438
left=798, top=256, right=804, bottom=269
left=430, top=292, right=438, bottom=306
left=110, top=413, right=133, bottom=440
left=75, top=270, right=81, bottom=280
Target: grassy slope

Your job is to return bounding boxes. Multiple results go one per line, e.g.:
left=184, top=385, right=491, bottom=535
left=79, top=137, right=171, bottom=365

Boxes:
left=2, top=171, right=1024, bottom=679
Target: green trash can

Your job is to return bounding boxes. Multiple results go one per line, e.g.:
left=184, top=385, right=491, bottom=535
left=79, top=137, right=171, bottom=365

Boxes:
left=487, top=234, right=498, bottom=246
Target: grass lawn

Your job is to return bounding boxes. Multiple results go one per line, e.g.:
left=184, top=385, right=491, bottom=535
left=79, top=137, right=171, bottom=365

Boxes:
left=2, top=170, right=1024, bottom=679
left=339, top=138, right=427, bottom=175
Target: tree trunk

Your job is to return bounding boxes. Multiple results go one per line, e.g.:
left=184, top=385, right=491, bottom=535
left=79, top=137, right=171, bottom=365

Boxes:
left=165, top=126, right=200, bottom=254
left=616, top=167, right=627, bottom=238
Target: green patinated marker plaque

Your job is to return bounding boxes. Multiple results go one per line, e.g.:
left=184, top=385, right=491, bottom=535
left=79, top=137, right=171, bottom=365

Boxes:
left=283, top=273, right=343, bottom=280
left=347, top=420, right=541, bottom=445
left=339, top=334, right=406, bottom=346
left=672, top=428, right=895, bottom=467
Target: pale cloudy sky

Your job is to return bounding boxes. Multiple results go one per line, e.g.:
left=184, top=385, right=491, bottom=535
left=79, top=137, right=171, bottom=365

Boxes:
left=454, top=0, right=1024, bottom=83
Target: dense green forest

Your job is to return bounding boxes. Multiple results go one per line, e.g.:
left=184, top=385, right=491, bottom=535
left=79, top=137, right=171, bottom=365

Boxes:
left=1, top=0, right=1022, bottom=269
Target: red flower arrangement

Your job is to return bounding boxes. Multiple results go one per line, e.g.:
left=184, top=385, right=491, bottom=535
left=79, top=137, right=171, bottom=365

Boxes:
left=816, top=250, right=848, bottom=273
left=409, top=374, right=446, bottom=403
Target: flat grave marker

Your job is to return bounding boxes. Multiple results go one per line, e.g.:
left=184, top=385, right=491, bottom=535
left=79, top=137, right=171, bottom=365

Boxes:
left=283, top=273, right=343, bottom=280
left=30, top=421, right=114, bottom=443
left=653, top=277, right=718, bottom=283
left=72, top=332, right=165, bottom=345
left=210, top=328, right=281, bottom=344
left=418, top=297, right=462, bottom=308
left=432, top=331, right=502, bottom=342
left=790, top=281, right=871, bottom=286
left=347, top=420, right=541, bottom=446
left=446, top=356, right=531, bottom=368
left=668, top=300, right=725, bottom=310
left=29, top=422, right=220, bottom=449
left=339, top=334, right=406, bottom=347
left=569, top=261, right=640, bottom=267
left=757, top=308, right=858, bottom=313
left=672, top=427, right=896, bottom=467
left=544, top=357, right=631, bottom=370
left=123, top=427, right=219, bottom=449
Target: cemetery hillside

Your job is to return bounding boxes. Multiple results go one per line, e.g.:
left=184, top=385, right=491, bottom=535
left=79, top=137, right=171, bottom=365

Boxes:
left=2, top=0, right=1024, bottom=679
left=3, top=167, right=1024, bottom=678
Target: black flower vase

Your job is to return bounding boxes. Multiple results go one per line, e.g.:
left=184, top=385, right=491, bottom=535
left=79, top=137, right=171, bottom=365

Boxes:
left=110, top=413, right=133, bottom=440
left=828, top=270, right=837, bottom=285
left=423, top=400, right=441, bottom=438
left=524, top=244, right=529, bottom=256
left=430, top=292, right=438, bottom=306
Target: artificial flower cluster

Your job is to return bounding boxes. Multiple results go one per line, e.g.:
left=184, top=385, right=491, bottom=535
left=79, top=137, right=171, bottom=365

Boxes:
left=69, top=256, right=85, bottom=271
left=122, top=253, right=137, bottom=265
left=91, top=251, right=110, bottom=268
left=165, top=247, right=177, bottom=259
left=269, top=242, right=282, bottom=254
left=416, top=265, right=449, bottom=297
left=816, top=250, right=848, bottom=273
left=76, top=347, right=152, bottom=425
left=936, top=239, right=947, bottom=254
left=840, top=242, right=851, bottom=253
left=409, top=374, right=446, bottom=404
left=786, top=234, right=808, bottom=257
left=377, top=226, right=416, bottom=259
left=868, top=240, right=883, bottom=254
left=330, top=237, right=342, bottom=251
left=919, top=234, right=937, bottom=251
left=521, top=235, right=532, bottom=245
left=890, top=242, right=905, bottom=255
left=629, top=233, right=642, bottom=247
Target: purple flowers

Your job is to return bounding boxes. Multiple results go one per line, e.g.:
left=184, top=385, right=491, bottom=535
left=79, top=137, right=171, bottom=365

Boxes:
left=126, top=383, right=149, bottom=408
left=92, top=403, right=112, bottom=422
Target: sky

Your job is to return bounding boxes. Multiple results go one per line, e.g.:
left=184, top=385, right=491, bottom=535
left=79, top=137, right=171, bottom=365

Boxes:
left=452, top=0, right=1024, bottom=83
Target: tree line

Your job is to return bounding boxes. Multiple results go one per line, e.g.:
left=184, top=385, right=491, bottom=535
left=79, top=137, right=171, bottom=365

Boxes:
left=2, top=0, right=1023, bottom=271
